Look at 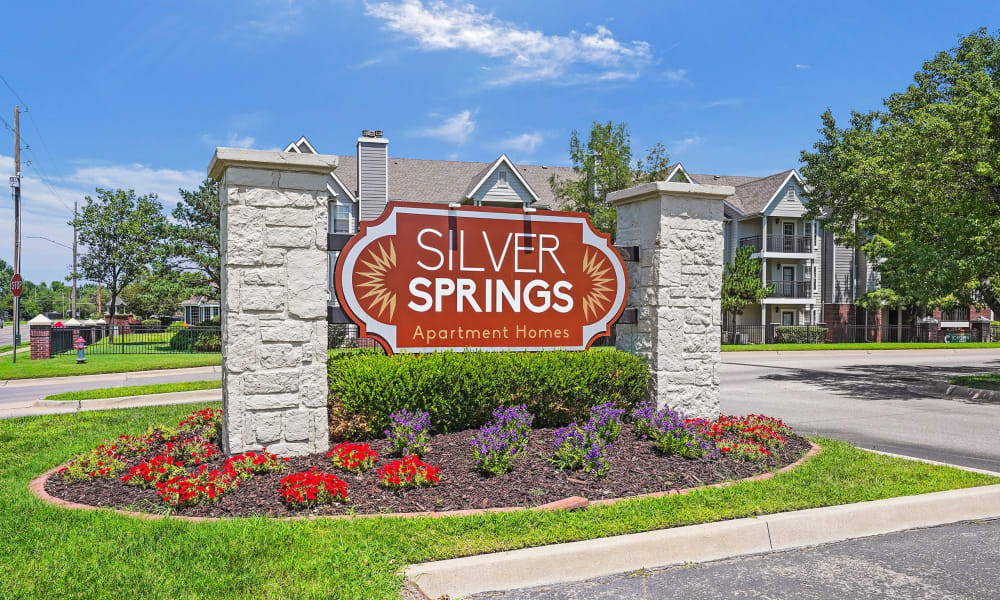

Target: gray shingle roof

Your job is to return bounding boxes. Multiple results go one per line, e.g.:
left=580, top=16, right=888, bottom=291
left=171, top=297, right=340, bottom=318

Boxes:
left=690, top=169, right=797, bottom=215
left=331, top=154, right=580, bottom=210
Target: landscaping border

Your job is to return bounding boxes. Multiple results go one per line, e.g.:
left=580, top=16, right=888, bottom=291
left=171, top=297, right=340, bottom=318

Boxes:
left=29, top=442, right=821, bottom=522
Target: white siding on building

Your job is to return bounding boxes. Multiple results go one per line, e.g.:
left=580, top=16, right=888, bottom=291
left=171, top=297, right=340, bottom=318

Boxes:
left=472, top=167, right=532, bottom=206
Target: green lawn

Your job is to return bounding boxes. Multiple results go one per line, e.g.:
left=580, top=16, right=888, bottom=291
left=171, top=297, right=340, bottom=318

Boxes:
left=722, top=342, right=1000, bottom=352
left=0, top=404, right=995, bottom=599
left=43, top=380, right=222, bottom=401
left=0, top=353, right=221, bottom=380
left=950, top=373, right=1000, bottom=391
left=0, top=342, right=29, bottom=353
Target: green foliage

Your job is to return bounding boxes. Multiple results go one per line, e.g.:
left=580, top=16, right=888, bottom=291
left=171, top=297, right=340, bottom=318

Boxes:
left=327, top=350, right=650, bottom=440
left=73, top=189, right=166, bottom=326
left=550, top=121, right=671, bottom=238
left=774, top=326, right=828, bottom=344
left=328, top=324, right=348, bottom=349
left=120, top=270, right=204, bottom=320
left=722, top=245, right=773, bottom=316
left=162, top=179, right=221, bottom=291
left=169, top=318, right=220, bottom=352
left=801, top=28, right=1000, bottom=316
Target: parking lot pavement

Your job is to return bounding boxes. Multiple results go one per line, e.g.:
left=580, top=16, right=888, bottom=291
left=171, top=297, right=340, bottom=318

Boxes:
left=470, top=518, right=1000, bottom=600
left=721, top=349, right=1000, bottom=471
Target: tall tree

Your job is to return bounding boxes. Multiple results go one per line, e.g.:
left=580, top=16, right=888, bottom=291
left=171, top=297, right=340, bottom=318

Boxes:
left=721, top=245, right=773, bottom=326
left=72, top=189, right=166, bottom=332
left=120, top=269, right=203, bottom=320
left=163, top=178, right=220, bottom=293
left=801, top=29, right=1000, bottom=317
left=550, top=122, right=671, bottom=238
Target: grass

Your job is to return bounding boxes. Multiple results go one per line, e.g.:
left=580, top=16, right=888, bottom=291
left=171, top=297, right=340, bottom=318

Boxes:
left=43, top=380, right=222, bottom=401
left=722, top=342, right=1000, bottom=352
left=950, top=373, right=1000, bottom=391
left=0, top=353, right=221, bottom=380
left=0, top=404, right=995, bottom=599
left=0, top=342, right=29, bottom=353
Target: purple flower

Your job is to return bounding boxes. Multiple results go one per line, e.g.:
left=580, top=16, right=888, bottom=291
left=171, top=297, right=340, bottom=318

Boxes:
left=472, top=405, right=534, bottom=476
left=385, top=409, right=431, bottom=456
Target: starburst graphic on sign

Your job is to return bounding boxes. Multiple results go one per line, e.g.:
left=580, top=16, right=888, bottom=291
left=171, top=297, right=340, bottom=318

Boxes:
left=581, top=249, right=614, bottom=321
left=356, top=240, right=398, bottom=321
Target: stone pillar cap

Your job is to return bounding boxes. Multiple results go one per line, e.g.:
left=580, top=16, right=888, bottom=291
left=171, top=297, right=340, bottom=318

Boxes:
left=64, top=318, right=82, bottom=326
left=971, top=315, right=992, bottom=323
left=919, top=316, right=940, bottom=324
left=95, top=318, right=107, bottom=325
left=28, top=314, right=52, bottom=325
left=83, top=319, right=97, bottom=326
left=207, top=148, right=339, bottom=180
left=607, top=181, right=735, bottom=206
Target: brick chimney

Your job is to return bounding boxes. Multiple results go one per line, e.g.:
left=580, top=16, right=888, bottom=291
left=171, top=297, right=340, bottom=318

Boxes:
left=357, top=130, right=388, bottom=222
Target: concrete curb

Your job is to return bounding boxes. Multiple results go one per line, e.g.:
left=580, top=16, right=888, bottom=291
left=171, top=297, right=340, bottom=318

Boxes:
left=406, top=456, right=1000, bottom=598
left=932, top=381, right=1000, bottom=403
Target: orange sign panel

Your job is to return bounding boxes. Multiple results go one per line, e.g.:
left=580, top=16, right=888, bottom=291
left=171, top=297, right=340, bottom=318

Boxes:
left=335, top=202, right=628, bottom=354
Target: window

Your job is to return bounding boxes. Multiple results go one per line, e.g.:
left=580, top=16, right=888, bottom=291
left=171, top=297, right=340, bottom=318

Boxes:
left=497, top=170, right=508, bottom=186
left=334, top=203, right=350, bottom=233
left=805, top=222, right=813, bottom=238
left=941, top=307, right=970, bottom=322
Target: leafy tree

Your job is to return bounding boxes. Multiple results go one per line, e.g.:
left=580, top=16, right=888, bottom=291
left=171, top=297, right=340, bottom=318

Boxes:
left=801, top=28, right=1000, bottom=317
left=72, top=189, right=166, bottom=333
left=120, top=270, right=203, bottom=320
left=550, top=122, right=672, bottom=238
left=721, top=245, right=773, bottom=326
left=163, top=178, right=220, bottom=294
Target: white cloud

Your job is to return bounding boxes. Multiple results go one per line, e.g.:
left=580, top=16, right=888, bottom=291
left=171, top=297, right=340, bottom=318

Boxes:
left=421, top=110, right=476, bottom=144
left=500, top=132, right=544, bottom=154
left=795, top=63, right=810, bottom=69
left=662, top=68, right=689, bottom=84
left=350, top=56, right=386, bottom=70
left=598, top=71, right=639, bottom=81
left=671, top=135, right=705, bottom=153
left=365, top=0, right=654, bottom=85
left=60, top=163, right=203, bottom=208
left=223, top=0, right=306, bottom=41
left=704, top=98, right=741, bottom=108
left=201, top=133, right=257, bottom=149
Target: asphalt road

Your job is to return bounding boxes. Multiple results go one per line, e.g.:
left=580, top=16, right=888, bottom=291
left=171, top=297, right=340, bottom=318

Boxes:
left=0, top=366, right=220, bottom=406
left=471, top=518, right=1000, bottom=600
left=0, top=323, right=14, bottom=347
left=721, top=348, right=1000, bottom=472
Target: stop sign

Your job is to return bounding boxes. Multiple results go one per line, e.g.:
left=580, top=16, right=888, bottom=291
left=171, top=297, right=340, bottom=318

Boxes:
left=9, top=273, right=22, bottom=297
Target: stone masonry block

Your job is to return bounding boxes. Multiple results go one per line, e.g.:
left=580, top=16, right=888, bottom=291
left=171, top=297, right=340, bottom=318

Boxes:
left=286, top=249, right=328, bottom=319
left=260, top=321, right=312, bottom=343
left=260, top=343, right=303, bottom=369
left=250, top=411, right=282, bottom=445
left=243, top=370, right=299, bottom=394
left=241, top=284, right=285, bottom=312
left=265, top=207, right=315, bottom=227
left=266, top=226, right=315, bottom=248
left=224, top=205, right=265, bottom=265
left=283, top=410, right=314, bottom=442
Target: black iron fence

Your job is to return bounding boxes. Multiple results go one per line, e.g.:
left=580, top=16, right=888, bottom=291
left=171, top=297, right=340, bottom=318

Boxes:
left=766, top=279, right=812, bottom=298
left=722, top=324, right=994, bottom=345
left=50, top=325, right=221, bottom=355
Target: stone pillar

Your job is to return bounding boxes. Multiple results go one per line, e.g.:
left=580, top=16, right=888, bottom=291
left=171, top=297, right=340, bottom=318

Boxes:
left=918, top=316, right=941, bottom=343
left=608, top=181, right=734, bottom=419
left=28, top=314, right=52, bottom=360
left=972, top=316, right=991, bottom=342
left=208, top=148, right=338, bottom=457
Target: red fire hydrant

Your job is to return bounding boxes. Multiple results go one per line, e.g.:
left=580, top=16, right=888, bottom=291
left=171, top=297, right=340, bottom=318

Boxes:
left=75, top=336, right=88, bottom=364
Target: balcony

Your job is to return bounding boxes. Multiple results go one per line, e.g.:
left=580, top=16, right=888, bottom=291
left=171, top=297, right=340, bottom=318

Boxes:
left=739, top=234, right=813, bottom=254
left=767, top=279, right=812, bottom=299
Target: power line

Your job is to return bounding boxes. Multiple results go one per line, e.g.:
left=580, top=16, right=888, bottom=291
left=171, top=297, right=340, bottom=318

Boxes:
left=0, top=74, right=29, bottom=110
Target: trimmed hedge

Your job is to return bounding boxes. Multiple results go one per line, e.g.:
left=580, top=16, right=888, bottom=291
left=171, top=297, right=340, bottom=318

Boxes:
left=169, top=317, right=221, bottom=352
left=327, top=350, right=650, bottom=440
left=774, top=326, right=828, bottom=344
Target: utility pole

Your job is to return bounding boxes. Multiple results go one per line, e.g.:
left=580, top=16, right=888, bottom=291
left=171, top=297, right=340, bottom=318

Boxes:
left=11, top=105, right=21, bottom=363
left=72, top=201, right=78, bottom=318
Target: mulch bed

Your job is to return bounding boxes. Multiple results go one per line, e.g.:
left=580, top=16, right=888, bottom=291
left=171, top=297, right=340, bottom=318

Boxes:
left=44, top=424, right=811, bottom=518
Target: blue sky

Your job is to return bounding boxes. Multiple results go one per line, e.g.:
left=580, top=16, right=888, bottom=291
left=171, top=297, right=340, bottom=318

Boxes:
left=2, top=0, right=999, bottom=283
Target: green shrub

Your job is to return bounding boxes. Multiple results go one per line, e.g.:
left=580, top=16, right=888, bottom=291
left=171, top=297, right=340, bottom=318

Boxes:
left=774, top=326, right=828, bottom=344
left=327, top=350, right=650, bottom=440
left=140, top=318, right=162, bottom=330
left=169, top=318, right=221, bottom=351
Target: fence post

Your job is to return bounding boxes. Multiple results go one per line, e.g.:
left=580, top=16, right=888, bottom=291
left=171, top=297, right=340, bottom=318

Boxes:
left=209, top=148, right=337, bottom=458
left=971, top=316, right=991, bottom=342
left=608, top=181, right=733, bottom=419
